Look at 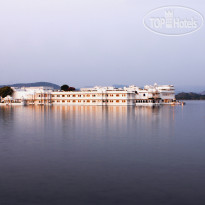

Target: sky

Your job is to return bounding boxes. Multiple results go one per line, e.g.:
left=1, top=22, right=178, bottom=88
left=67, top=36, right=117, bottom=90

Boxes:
left=0, top=0, right=204, bottom=91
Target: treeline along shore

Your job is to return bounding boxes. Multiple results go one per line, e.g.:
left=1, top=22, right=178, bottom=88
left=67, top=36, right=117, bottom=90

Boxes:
left=176, top=92, right=205, bottom=100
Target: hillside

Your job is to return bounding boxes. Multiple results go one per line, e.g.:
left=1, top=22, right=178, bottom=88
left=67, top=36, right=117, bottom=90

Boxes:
left=176, top=92, right=205, bottom=100
left=0, top=82, right=60, bottom=89
left=112, top=84, right=128, bottom=88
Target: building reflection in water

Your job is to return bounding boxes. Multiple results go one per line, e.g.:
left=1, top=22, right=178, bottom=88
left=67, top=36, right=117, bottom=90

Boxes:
left=0, top=105, right=180, bottom=143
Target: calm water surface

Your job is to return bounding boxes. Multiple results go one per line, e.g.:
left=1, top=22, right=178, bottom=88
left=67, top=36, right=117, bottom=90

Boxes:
left=0, top=101, right=205, bottom=205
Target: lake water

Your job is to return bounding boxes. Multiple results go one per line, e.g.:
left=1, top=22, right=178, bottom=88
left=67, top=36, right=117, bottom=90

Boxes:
left=0, top=101, right=205, bottom=205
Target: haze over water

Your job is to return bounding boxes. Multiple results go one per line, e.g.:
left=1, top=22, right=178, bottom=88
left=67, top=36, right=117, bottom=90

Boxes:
left=0, top=101, right=205, bottom=205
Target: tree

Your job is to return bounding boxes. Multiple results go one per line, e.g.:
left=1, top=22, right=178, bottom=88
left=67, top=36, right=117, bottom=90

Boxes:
left=68, top=87, right=75, bottom=91
left=61, top=85, right=75, bottom=91
left=0, top=86, right=14, bottom=98
left=61, top=84, right=69, bottom=91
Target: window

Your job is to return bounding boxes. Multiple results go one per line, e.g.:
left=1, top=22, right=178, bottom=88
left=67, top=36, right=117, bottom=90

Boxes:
left=116, top=94, right=119, bottom=97
left=67, top=95, right=70, bottom=97
left=62, top=100, right=65, bottom=103
left=62, top=95, right=65, bottom=97
left=67, top=100, right=70, bottom=102
left=73, top=100, right=76, bottom=102
left=78, top=100, right=81, bottom=102
left=87, top=100, right=90, bottom=102
left=78, top=95, right=81, bottom=97
left=87, top=94, right=90, bottom=97
left=73, top=95, right=76, bottom=97
left=143, top=94, right=146, bottom=96
left=57, top=95, right=60, bottom=97
left=116, top=100, right=119, bottom=103
left=92, top=95, right=96, bottom=97
left=52, top=95, right=54, bottom=97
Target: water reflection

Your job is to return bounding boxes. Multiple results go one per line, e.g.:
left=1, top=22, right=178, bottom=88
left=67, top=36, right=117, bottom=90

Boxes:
left=0, top=105, right=177, bottom=141
left=1, top=103, right=205, bottom=205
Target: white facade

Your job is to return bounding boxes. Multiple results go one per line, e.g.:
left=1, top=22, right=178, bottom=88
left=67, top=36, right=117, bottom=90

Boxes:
left=1, top=87, right=53, bottom=105
left=12, top=87, right=53, bottom=101
left=0, top=84, right=176, bottom=106
left=51, top=86, right=135, bottom=106
left=144, top=83, right=175, bottom=103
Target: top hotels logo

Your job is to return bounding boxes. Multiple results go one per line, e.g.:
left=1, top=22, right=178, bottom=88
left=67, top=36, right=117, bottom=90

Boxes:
left=143, top=6, right=204, bottom=36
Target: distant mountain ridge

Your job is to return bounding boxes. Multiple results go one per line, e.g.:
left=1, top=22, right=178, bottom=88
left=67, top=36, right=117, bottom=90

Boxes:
left=176, top=92, right=205, bottom=100
left=0, top=82, right=60, bottom=89
left=112, top=84, right=128, bottom=88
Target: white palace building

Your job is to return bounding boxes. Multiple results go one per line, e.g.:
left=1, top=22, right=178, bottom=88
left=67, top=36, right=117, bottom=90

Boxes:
left=0, top=84, right=177, bottom=106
